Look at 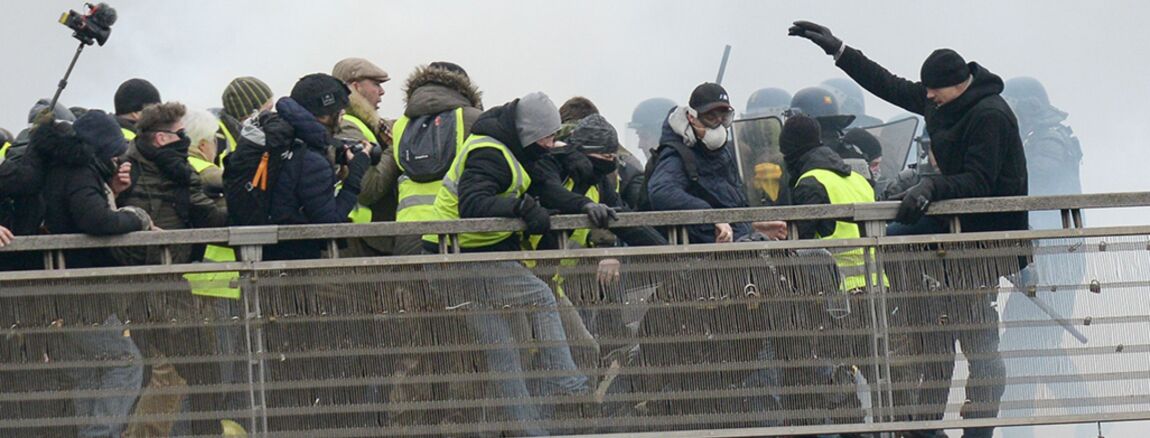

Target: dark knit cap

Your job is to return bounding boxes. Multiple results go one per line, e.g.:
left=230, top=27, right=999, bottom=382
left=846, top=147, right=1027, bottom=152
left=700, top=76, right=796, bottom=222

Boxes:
left=74, top=109, right=128, bottom=161
left=779, top=114, right=823, bottom=158
left=568, top=114, right=620, bottom=154
left=920, top=49, right=971, bottom=89
left=114, top=78, right=162, bottom=115
left=290, top=73, right=350, bottom=117
left=222, top=76, right=274, bottom=120
left=843, top=128, right=882, bottom=161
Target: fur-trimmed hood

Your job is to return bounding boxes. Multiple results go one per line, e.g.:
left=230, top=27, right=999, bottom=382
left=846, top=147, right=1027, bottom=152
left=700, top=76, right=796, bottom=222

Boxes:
left=403, top=65, right=483, bottom=118
left=345, top=90, right=382, bottom=132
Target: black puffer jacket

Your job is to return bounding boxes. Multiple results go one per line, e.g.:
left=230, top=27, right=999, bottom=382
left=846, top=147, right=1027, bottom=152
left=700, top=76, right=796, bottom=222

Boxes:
left=836, top=47, right=1028, bottom=232
left=40, top=135, right=146, bottom=268
left=788, top=146, right=854, bottom=240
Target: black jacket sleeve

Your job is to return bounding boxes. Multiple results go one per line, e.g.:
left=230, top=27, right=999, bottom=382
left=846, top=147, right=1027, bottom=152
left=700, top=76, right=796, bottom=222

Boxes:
left=929, top=111, right=1011, bottom=201
left=0, top=148, right=47, bottom=197
left=791, top=178, right=837, bottom=239
left=188, top=172, right=227, bottom=228
left=836, top=46, right=929, bottom=116
left=458, top=148, right=519, bottom=219
left=67, top=172, right=145, bottom=236
left=297, top=150, right=368, bottom=224
left=526, top=156, right=593, bottom=214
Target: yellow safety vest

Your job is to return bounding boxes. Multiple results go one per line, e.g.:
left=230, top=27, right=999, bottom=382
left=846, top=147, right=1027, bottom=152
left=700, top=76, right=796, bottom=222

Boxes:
left=216, top=120, right=238, bottom=165
left=524, top=179, right=601, bottom=298
left=392, top=108, right=465, bottom=223
left=343, top=114, right=379, bottom=144
left=121, top=128, right=137, bottom=142
left=797, top=168, right=889, bottom=292
left=424, top=135, right=530, bottom=248
left=184, top=155, right=240, bottom=299
left=0, top=142, right=10, bottom=162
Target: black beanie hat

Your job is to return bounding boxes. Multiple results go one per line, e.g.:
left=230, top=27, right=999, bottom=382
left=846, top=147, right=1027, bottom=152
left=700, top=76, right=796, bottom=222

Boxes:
left=429, top=61, right=468, bottom=78
left=290, top=73, right=351, bottom=117
left=568, top=114, right=620, bottom=154
left=779, top=114, right=823, bottom=159
left=114, top=78, right=162, bottom=115
left=74, top=109, right=128, bottom=162
left=920, top=49, right=971, bottom=89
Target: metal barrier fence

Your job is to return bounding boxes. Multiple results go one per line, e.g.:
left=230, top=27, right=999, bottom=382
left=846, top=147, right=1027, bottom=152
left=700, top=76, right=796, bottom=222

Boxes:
left=1, top=193, right=1149, bottom=437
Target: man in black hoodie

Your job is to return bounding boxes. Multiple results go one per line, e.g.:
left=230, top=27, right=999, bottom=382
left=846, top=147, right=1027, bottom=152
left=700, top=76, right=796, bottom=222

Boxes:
left=791, top=21, right=1024, bottom=438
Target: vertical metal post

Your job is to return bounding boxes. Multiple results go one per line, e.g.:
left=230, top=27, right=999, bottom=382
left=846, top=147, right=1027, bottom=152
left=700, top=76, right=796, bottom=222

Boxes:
left=864, top=220, right=895, bottom=424
left=1072, top=208, right=1084, bottom=229
left=239, top=244, right=268, bottom=436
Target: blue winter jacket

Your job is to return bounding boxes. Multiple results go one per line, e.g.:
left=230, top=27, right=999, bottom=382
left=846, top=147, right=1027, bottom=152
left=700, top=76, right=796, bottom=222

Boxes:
left=265, top=97, right=369, bottom=260
left=647, top=114, right=752, bottom=243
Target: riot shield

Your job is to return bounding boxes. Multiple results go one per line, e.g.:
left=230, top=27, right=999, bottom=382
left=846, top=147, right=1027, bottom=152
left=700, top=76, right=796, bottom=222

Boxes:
left=732, top=115, right=785, bottom=207
left=859, top=116, right=919, bottom=187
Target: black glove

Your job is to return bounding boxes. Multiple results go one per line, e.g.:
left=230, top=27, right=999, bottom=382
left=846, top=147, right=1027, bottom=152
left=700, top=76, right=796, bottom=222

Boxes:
left=892, top=178, right=935, bottom=224
left=514, top=195, right=551, bottom=234
left=788, top=21, right=843, bottom=55
left=582, top=202, right=618, bottom=228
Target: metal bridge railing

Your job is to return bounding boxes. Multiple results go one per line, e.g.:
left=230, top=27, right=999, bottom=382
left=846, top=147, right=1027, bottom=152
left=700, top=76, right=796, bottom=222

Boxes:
left=1, top=192, right=1149, bottom=437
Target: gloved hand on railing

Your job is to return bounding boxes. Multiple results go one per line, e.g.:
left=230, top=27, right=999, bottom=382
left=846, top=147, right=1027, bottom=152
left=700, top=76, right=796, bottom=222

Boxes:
left=582, top=203, right=618, bottom=228
left=891, top=178, right=935, bottom=224
left=514, top=195, right=551, bottom=234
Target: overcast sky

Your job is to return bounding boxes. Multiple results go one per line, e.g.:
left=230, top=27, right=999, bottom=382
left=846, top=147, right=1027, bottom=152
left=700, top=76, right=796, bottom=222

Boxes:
left=3, top=1, right=1149, bottom=435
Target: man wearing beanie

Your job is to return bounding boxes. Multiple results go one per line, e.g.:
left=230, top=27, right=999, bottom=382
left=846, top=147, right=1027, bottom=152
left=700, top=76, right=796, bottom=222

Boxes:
left=423, top=92, right=588, bottom=435
left=251, top=73, right=371, bottom=261
left=218, top=76, right=274, bottom=160
left=38, top=110, right=153, bottom=438
left=791, top=21, right=1025, bottom=438
left=778, top=114, right=904, bottom=428
left=113, top=78, right=163, bottom=141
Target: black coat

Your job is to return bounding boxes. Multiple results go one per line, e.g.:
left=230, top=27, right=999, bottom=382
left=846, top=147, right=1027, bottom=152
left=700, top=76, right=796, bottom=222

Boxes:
left=788, top=146, right=854, bottom=240
left=42, top=160, right=146, bottom=269
left=836, top=46, right=1028, bottom=232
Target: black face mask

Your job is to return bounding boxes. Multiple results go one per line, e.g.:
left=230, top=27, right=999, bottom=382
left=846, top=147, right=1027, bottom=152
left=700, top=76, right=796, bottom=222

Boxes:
left=591, top=157, right=617, bottom=176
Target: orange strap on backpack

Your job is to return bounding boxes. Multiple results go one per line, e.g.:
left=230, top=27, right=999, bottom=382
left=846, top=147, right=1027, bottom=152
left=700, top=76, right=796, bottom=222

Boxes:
left=251, top=152, right=269, bottom=190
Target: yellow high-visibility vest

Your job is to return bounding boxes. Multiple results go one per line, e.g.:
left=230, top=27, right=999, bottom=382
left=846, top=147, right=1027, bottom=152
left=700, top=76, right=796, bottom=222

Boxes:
left=391, top=108, right=465, bottom=224
left=424, top=135, right=530, bottom=249
left=797, top=168, right=889, bottom=291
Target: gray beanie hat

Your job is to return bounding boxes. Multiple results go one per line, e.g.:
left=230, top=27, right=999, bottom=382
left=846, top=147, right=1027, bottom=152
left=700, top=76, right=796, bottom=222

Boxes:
left=515, top=92, right=560, bottom=147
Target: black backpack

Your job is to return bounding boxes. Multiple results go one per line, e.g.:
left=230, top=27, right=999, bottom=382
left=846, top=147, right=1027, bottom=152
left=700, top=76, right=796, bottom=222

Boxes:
left=223, top=113, right=302, bottom=226
left=637, top=142, right=720, bottom=211
left=396, top=109, right=461, bottom=183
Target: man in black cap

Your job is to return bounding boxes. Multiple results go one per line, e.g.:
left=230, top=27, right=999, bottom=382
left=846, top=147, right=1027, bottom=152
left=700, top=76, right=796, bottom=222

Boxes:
left=113, top=78, right=162, bottom=141
left=263, top=73, right=371, bottom=261
left=790, top=21, right=1026, bottom=438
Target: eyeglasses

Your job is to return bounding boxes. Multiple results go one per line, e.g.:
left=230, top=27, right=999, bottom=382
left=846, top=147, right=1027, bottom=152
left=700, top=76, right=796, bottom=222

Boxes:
left=698, top=108, right=734, bottom=129
left=152, top=129, right=186, bottom=136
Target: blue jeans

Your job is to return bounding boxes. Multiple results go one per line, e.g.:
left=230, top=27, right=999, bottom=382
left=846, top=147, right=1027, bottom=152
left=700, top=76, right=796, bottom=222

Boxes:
left=65, top=314, right=143, bottom=438
left=434, top=261, right=588, bottom=436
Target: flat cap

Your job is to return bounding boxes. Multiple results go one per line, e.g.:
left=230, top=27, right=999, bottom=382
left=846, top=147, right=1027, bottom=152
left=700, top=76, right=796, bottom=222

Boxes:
left=332, top=57, right=390, bottom=83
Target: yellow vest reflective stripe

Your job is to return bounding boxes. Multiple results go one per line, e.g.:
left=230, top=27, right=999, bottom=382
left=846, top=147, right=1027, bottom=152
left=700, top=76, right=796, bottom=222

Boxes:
left=184, top=244, right=240, bottom=300
left=797, top=168, right=889, bottom=291
left=188, top=155, right=215, bottom=174
left=425, top=135, right=530, bottom=248
left=0, top=142, right=10, bottom=162
left=216, top=120, right=237, bottom=163
left=343, top=114, right=379, bottom=144
left=121, top=128, right=137, bottom=141
left=392, top=108, right=466, bottom=223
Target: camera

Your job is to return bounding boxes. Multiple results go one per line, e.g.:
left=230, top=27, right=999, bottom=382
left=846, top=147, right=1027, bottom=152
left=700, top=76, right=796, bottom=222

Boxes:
left=334, top=137, right=384, bottom=166
left=59, top=3, right=117, bottom=46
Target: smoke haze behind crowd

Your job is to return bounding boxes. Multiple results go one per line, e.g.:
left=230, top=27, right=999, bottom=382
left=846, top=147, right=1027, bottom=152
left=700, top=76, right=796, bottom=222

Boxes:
left=3, top=1, right=1149, bottom=435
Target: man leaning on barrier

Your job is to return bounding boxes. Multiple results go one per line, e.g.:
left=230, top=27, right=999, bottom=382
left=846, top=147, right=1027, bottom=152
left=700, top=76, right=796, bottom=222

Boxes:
left=792, top=20, right=1028, bottom=438
left=422, top=92, right=589, bottom=435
